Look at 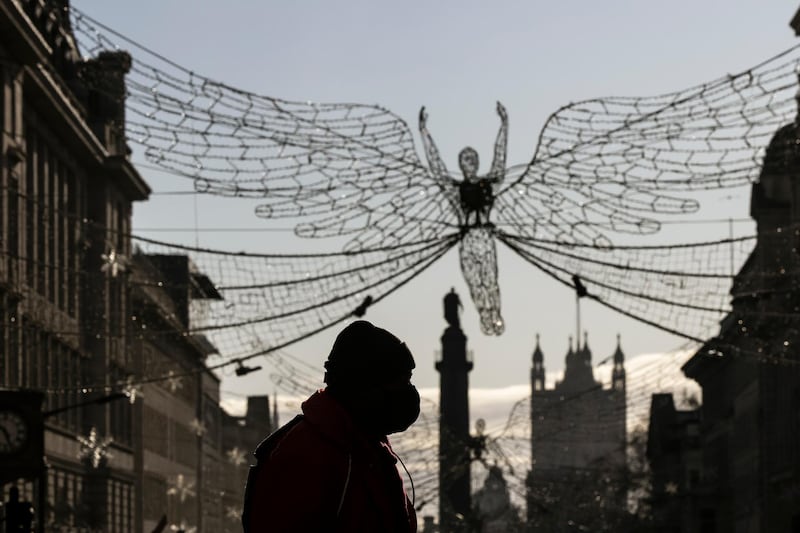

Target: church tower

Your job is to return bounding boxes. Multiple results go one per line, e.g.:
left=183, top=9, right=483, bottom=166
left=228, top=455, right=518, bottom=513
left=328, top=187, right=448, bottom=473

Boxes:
left=556, top=332, right=598, bottom=394
left=528, top=331, right=627, bottom=531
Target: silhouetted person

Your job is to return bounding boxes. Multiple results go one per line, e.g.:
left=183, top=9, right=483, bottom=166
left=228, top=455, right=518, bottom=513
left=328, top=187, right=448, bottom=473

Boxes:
left=242, top=320, right=420, bottom=532
left=4, top=487, right=33, bottom=533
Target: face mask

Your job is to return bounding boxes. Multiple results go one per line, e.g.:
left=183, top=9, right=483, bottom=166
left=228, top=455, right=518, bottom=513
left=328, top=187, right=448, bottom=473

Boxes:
left=380, top=383, right=421, bottom=435
left=352, top=383, right=420, bottom=436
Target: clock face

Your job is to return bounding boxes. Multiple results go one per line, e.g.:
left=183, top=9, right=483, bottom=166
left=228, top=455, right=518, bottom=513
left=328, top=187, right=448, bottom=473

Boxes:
left=0, top=410, right=28, bottom=454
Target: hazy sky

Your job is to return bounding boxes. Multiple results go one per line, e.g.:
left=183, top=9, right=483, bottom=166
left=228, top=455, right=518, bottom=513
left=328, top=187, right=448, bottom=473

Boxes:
left=75, top=1, right=797, bottom=398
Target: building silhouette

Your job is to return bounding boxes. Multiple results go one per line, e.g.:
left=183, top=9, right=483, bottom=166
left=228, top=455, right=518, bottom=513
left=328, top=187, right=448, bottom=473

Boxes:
left=0, top=2, right=274, bottom=530
left=648, top=68, right=800, bottom=533
left=473, top=465, right=523, bottom=533
left=526, top=333, right=627, bottom=531
left=646, top=393, right=701, bottom=533
left=436, top=288, right=474, bottom=532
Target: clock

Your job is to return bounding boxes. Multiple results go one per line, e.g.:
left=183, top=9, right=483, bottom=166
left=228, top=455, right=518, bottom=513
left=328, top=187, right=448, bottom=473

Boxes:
left=0, top=410, right=28, bottom=454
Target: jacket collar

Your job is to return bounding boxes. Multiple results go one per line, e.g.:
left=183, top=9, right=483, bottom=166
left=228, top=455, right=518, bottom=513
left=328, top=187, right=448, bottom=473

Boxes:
left=302, top=389, right=397, bottom=463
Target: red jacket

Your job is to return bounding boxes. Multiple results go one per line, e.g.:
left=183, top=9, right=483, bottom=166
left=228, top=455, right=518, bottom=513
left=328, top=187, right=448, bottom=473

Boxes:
left=245, top=389, right=417, bottom=532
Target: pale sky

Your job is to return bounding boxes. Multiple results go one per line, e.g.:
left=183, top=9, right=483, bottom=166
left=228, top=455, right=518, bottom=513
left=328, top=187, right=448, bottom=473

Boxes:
left=75, top=1, right=797, bottom=401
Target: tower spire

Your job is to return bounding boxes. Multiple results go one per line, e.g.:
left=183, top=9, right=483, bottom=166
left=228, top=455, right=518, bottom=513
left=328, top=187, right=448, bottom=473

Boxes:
left=582, top=331, right=592, bottom=366
left=560, top=330, right=597, bottom=392
left=612, top=334, right=626, bottom=391
left=532, top=334, right=545, bottom=391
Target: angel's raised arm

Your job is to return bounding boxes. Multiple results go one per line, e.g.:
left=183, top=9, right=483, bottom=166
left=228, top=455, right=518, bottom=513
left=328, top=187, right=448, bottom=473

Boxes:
left=489, top=101, right=508, bottom=183
left=419, top=107, right=450, bottom=181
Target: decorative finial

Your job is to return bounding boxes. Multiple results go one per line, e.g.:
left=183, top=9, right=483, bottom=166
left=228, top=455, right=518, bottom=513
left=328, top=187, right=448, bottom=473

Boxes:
left=533, top=333, right=544, bottom=363
left=614, top=333, right=626, bottom=364
left=791, top=7, right=800, bottom=36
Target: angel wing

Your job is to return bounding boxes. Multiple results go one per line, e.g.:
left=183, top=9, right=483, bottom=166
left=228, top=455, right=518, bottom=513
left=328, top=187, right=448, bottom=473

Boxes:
left=73, top=7, right=799, bottom=250
left=496, top=45, right=800, bottom=245
left=488, top=46, right=800, bottom=341
left=71, top=9, right=460, bottom=253
left=72, top=7, right=800, bottom=343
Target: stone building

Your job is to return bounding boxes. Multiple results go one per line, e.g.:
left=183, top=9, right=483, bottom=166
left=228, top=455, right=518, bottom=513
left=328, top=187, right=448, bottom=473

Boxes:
left=221, top=396, right=277, bottom=531
left=0, top=0, right=148, bottom=529
left=645, top=393, right=701, bottom=533
left=525, top=333, right=627, bottom=531
left=0, top=2, right=272, bottom=530
left=673, top=74, right=800, bottom=533
left=129, top=253, right=223, bottom=532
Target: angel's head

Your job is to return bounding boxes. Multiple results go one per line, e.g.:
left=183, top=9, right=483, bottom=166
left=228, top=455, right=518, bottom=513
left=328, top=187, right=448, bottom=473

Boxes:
left=458, top=147, right=479, bottom=180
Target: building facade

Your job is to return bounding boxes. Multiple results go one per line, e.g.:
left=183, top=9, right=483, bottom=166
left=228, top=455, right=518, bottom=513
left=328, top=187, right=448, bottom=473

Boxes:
left=673, top=88, right=800, bottom=533
left=645, top=393, right=702, bottom=533
left=526, top=334, right=627, bottom=531
left=0, top=0, right=147, bottom=529
left=0, top=2, right=272, bottom=530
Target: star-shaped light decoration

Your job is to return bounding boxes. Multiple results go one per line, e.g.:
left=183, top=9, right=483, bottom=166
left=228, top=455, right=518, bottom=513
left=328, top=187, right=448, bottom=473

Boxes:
left=100, top=248, right=128, bottom=278
left=166, top=370, right=183, bottom=393
left=665, top=482, right=679, bottom=495
left=226, top=447, right=247, bottom=467
left=225, top=506, right=240, bottom=520
left=77, top=427, right=113, bottom=468
left=166, top=474, right=196, bottom=503
left=169, top=520, right=196, bottom=533
left=122, top=375, right=143, bottom=404
left=188, top=418, right=207, bottom=438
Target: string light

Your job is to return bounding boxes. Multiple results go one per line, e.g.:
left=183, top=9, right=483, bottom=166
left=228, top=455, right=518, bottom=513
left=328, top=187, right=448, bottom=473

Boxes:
left=100, top=248, right=128, bottom=278
left=169, top=520, right=196, bottom=533
left=166, top=474, right=195, bottom=503
left=77, top=427, right=114, bottom=469
left=5, top=4, right=800, bottom=527
left=166, top=371, right=183, bottom=393
left=226, top=447, right=247, bottom=467
left=122, top=376, right=143, bottom=404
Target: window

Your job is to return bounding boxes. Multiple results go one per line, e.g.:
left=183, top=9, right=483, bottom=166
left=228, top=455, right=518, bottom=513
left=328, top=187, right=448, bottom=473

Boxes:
left=36, top=136, right=46, bottom=296
left=6, top=174, right=19, bottom=285
left=66, top=169, right=78, bottom=317
left=107, top=479, right=133, bottom=533
left=24, top=131, right=35, bottom=289
left=109, top=365, right=132, bottom=446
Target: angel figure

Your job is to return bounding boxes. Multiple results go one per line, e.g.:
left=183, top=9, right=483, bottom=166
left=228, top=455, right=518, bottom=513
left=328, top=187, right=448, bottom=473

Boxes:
left=70, top=7, right=800, bottom=341
left=419, top=102, right=509, bottom=333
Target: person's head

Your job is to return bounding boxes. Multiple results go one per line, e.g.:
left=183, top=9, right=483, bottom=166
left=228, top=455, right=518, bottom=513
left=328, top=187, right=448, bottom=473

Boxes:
left=458, top=147, right=479, bottom=180
left=324, top=320, right=420, bottom=435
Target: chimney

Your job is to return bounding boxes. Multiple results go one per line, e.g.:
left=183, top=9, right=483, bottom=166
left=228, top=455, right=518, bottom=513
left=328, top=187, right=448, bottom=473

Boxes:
left=82, top=50, right=132, bottom=155
left=246, top=396, right=272, bottom=435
